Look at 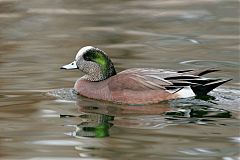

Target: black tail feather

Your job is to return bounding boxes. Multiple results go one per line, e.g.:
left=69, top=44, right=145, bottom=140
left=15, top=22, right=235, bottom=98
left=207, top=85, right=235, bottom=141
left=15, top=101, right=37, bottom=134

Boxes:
left=178, top=68, right=220, bottom=76
left=194, top=68, right=220, bottom=76
left=191, top=79, right=232, bottom=96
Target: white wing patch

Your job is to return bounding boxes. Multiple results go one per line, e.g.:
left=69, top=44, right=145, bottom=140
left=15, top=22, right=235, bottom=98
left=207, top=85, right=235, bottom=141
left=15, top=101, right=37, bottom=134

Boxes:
left=168, top=86, right=195, bottom=98
left=177, top=86, right=196, bottom=98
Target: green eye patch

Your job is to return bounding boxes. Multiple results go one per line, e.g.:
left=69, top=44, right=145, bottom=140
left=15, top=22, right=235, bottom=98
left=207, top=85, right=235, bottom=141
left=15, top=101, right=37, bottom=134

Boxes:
left=84, top=50, right=109, bottom=73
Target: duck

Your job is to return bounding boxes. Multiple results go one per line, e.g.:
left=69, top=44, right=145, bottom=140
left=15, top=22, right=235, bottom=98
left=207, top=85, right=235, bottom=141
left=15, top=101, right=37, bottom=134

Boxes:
left=61, top=46, right=231, bottom=104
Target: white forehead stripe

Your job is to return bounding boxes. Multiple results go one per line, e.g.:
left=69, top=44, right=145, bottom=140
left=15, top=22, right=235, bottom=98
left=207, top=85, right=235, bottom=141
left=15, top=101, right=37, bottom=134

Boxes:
left=75, top=46, right=94, bottom=59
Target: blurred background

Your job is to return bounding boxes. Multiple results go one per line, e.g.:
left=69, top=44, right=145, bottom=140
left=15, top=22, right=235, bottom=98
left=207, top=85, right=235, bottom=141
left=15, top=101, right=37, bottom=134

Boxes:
left=0, top=0, right=239, bottom=159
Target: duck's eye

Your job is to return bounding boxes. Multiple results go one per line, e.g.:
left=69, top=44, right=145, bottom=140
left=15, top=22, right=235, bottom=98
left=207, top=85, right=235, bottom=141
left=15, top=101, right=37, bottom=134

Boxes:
left=85, top=57, right=91, bottom=61
left=83, top=54, right=91, bottom=61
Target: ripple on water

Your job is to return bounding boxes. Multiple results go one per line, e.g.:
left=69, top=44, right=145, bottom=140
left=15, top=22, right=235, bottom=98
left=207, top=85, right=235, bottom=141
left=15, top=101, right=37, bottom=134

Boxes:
left=180, top=60, right=239, bottom=68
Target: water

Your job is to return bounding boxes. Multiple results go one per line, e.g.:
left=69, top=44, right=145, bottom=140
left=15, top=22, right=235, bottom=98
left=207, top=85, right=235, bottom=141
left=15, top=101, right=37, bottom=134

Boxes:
left=0, top=0, right=239, bottom=159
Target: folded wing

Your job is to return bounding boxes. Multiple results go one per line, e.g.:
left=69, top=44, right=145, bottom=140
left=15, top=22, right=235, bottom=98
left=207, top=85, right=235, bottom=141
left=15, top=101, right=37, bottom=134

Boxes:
left=109, top=68, right=231, bottom=96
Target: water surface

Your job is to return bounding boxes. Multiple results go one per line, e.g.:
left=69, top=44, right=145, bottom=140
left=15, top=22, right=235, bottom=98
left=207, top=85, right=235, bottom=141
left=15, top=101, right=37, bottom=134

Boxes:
left=0, top=0, right=239, bottom=159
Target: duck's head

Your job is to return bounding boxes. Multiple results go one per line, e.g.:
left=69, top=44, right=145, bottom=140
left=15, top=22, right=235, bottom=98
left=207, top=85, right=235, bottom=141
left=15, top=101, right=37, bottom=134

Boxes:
left=61, top=46, right=116, bottom=81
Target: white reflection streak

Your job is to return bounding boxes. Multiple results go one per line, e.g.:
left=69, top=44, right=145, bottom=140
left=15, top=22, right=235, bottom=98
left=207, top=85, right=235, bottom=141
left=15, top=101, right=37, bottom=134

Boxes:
left=230, top=137, right=240, bottom=143
left=29, top=140, right=83, bottom=146
left=0, top=13, right=21, bottom=18
left=188, top=39, right=200, bottom=44
left=27, top=8, right=92, bottom=15
left=151, top=123, right=170, bottom=128
left=179, top=148, right=216, bottom=155
left=195, top=148, right=216, bottom=154
left=223, top=157, right=237, bottom=160
left=55, top=99, right=75, bottom=103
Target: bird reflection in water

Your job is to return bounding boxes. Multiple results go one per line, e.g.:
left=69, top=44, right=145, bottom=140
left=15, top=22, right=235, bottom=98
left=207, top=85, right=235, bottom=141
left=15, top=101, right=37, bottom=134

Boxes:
left=60, top=98, right=172, bottom=138
left=60, top=95, right=231, bottom=138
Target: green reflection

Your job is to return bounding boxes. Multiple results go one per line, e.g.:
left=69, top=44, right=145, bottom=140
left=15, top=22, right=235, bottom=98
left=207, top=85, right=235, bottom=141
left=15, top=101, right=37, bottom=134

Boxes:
left=75, top=113, right=114, bottom=138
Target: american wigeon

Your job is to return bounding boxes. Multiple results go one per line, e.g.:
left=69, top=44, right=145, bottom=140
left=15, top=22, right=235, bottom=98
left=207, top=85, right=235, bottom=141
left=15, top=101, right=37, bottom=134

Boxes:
left=61, top=46, right=231, bottom=104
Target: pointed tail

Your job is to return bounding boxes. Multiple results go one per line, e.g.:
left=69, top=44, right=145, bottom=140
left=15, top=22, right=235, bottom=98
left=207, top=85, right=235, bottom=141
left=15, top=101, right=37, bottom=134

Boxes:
left=191, top=79, right=232, bottom=96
